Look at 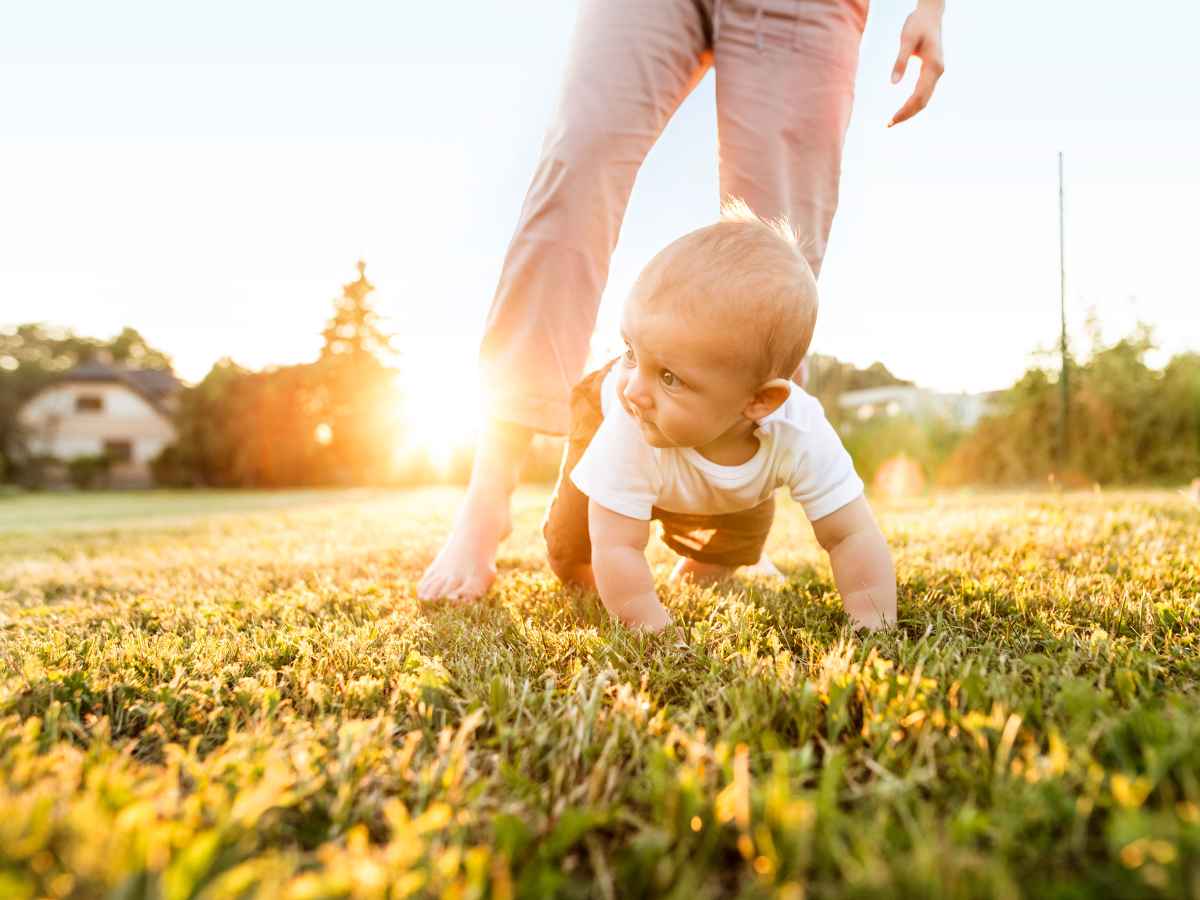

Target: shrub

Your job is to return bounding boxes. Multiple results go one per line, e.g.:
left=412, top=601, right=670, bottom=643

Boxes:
left=150, top=443, right=192, bottom=488
left=841, top=414, right=964, bottom=488
left=16, top=454, right=60, bottom=490
left=943, top=325, right=1200, bottom=486
left=66, top=454, right=111, bottom=490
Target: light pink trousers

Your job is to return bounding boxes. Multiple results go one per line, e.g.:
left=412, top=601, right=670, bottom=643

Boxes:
left=481, top=0, right=869, bottom=435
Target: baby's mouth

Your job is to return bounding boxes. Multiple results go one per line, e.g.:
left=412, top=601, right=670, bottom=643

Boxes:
left=631, top=407, right=656, bottom=430
left=619, top=395, right=659, bottom=431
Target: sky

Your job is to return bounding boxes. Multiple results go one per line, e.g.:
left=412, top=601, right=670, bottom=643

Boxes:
left=1, top=0, right=1198, bottom=398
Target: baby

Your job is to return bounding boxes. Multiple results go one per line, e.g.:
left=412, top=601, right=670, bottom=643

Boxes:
left=542, top=204, right=896, bottom=632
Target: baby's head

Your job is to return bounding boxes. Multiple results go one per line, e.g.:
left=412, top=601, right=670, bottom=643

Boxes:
left=617, top=201, right=818, bottom=450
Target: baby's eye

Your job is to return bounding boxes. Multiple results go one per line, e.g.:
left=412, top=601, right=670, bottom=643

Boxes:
left=622, top=345, right=635, bottom=365
left=660, top=370, right=679, bottom=388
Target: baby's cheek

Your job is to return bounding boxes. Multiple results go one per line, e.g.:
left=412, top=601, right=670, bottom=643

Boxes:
left=658, top=410, right=688, bottom=443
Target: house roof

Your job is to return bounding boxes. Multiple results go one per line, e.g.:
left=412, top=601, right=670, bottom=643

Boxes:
left=37, top=357, right=183, bottom=416
left=120, top=367, right=182, bottom=405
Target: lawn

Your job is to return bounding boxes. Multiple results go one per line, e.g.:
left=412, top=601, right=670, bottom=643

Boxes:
left=1, top=487, right=1198, bottom=899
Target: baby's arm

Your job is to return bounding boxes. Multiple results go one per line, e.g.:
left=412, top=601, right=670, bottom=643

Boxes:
left=811, top=496, right=896, bottom=631
left=587, top=499, right=672, bottom=631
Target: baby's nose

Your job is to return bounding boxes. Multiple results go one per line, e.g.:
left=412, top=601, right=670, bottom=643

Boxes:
left=623, top=374, right=652, bottom=410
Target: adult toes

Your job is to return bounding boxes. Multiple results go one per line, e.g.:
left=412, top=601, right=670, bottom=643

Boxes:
left=439, top=576, right=469, bottom=602
left=417, top=574, right=447, bottom=601
left=448, top=578, right=486, bottom=605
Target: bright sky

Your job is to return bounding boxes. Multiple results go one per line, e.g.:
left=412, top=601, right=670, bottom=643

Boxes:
left=1, top=1, right=1197, bottom=396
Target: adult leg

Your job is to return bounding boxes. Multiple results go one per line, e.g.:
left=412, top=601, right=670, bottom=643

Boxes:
left=711, top=0, right=867, bottom=574
left=419, top=0, right=712, bottom=602
left=713, top=0, right=868, bottom=278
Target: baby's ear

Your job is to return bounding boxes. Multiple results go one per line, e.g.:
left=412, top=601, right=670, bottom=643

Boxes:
left=744, top=378, right=792, bottom=420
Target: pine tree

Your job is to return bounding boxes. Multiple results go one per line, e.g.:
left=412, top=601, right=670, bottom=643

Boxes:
left=313, top=261, right=402, bottom=483
left=320, top=261, right=394, bottom=362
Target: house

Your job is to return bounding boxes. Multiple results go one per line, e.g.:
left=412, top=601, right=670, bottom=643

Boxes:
left=838, top=385, right=1000, bottom=431
left=16, top=356, right=183, bottom=487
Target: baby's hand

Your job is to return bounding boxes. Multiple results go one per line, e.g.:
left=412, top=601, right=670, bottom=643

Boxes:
left=587, top=499, right=671, bottom=630
left=811, top=497, right=897, bottom=631
left=843, top=592, right=893, bottom=632
left=611, top=591, right=672, bottom=631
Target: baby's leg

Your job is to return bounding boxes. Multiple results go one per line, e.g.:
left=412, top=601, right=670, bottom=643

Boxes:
left=544, top=477, right=597, bottom=590
left=542, top=391, right=604, bottom=591
left=669, top=554, right=785, bottom=585
left=669, top=557, right=737, bottom=585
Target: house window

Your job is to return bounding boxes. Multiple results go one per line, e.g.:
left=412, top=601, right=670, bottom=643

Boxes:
left=76, top=394, right=103, bottom=413
left=104, top=440, right=133, bottom=464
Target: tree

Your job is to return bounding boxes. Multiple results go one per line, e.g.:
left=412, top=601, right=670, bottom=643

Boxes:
left=164, top=358, right=252, bottom=486
left=162, top=262, right=404, bottom=487
left=313, top=261, right=402, bottom=483
left=941, top=323, right=1200, bottom=486
left=108, top=326, right=173, bottom=369
left=320, top=261, right=395, bottom=363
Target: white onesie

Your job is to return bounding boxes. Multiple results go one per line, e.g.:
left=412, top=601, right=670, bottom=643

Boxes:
left=571, top=367, right=864, bottom=522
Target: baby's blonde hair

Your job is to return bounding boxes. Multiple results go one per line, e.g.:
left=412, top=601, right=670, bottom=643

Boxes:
left=633, top=198, right=818, bottom=385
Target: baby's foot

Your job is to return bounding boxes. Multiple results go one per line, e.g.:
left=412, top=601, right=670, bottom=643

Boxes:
left=739, top=552, right=786, bottom=582
left=669, top=557, right=736, bottom=586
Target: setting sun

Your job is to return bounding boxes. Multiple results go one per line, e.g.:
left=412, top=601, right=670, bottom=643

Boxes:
left=394, top=340, right=481, bottom=470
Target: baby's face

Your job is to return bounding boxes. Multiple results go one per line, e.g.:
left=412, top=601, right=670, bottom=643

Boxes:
left=616, top=295, right=758, bottom=451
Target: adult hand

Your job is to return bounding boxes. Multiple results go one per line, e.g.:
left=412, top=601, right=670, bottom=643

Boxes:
left=888, top=1, right=946, bottom=127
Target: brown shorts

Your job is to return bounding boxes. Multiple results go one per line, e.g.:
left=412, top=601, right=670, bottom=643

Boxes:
left=542, top=361, right=775, bottom=570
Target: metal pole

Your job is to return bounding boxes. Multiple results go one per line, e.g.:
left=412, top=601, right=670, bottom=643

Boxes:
left=1058, top=151, right=1069, bottom=469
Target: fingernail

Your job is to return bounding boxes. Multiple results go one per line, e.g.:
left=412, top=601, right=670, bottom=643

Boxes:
left=891, top=72, right=899, bottom=83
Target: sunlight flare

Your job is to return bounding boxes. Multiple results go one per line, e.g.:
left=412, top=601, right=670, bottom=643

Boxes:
left=394, top=340, right=481, bottom=471
left=872, top=453, right=926, bottom=500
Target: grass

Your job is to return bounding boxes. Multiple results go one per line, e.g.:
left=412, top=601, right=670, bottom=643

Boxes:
left=1, top=486, right=1198, bottom=899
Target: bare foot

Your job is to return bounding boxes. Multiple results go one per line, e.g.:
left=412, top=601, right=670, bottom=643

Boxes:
left=417, top=486, right=512, bottom=602
left=739, top=552, right=786, bottom=583
left=668, top=553, right=785, bottom=587
left=669, top=557, right=737, bottom=586
left=417, top=418, right=532, bottom=603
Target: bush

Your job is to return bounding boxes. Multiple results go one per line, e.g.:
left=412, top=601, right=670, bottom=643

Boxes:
left=66, top=454, right=111, bottom=490
left=150, top=444, right=193, bottom=488
left=943, top=325, right=1200, bottom=486
left=841, top=414, right=964, bottom=488
left=16, top=454, right=59, bottom=490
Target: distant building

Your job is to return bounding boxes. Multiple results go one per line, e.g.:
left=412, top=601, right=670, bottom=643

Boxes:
left=16, top=357, right=182, bottom=486
left=838, top=385, right=1000, bottom=431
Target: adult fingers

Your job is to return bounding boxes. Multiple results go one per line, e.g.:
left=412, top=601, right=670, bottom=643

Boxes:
left=891, top=28, right=917, bottom=84
left=888, top=87, right=925, bottom=128
left=888, top=56, right=943, bottom=127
